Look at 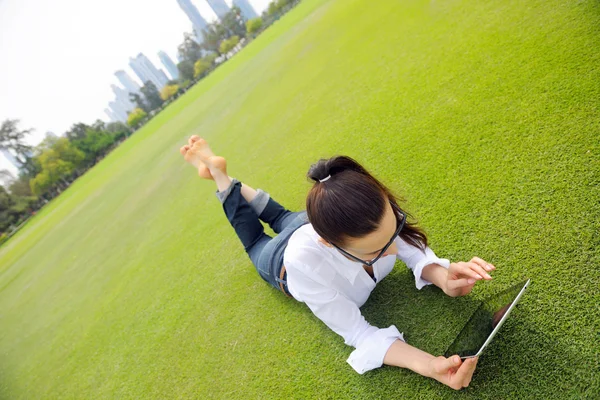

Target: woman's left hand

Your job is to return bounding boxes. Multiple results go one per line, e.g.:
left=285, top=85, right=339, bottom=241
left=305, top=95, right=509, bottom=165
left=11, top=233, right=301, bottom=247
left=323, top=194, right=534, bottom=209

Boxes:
left=444, top=257, right=495, bottom=297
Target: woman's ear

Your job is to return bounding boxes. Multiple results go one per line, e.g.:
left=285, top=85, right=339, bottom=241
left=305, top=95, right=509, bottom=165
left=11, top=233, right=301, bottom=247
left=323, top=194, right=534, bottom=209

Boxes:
left=317, top=237, right=333, bottom=247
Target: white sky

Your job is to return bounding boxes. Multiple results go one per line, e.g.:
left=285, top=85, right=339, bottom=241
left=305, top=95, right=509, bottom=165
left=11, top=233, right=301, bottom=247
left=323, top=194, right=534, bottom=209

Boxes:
left=0, top=0, right=271, bottom=175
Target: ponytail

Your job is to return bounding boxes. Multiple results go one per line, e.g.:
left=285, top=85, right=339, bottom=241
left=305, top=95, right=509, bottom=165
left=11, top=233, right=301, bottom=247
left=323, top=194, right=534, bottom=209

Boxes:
left=306, top=156, right=428, bottom=251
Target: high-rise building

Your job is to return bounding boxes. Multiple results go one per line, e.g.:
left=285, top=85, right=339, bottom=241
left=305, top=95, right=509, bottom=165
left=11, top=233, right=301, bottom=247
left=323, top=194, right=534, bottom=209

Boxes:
left=1, top=149, right=21, bottom=169
left=104, top=108, right=118, bottom=122
left=177, top=0, right=208, bottom=39
left=158, top=69, right=170, bottom=84
left=158, top=51, right=179, bottom=80
left=114, top=70, right=140, bottom=94
left=232, top=0, right=258, bottom=19
left=111, top=84, right=135, bottom=111
left=129, top=53, right=169, bottom=89
left=206, top=0, right=230, bottom=19
left=109, top=101, right=129, bottom=122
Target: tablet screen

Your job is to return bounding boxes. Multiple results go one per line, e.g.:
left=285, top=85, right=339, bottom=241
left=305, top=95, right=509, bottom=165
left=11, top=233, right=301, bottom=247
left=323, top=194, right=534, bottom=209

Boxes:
left=444, top=280, right=528, bottom=358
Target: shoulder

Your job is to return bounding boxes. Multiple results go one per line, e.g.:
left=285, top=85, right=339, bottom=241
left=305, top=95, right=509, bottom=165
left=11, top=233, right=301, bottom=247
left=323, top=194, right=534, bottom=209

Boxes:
left=285, top=224, right=324, bottom=264
left=284, top=224, right=335, bottom=276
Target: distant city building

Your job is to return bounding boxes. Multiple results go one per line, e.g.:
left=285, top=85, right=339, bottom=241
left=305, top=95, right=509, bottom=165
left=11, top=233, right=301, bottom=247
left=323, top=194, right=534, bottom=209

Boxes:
left=1, top=148, right=21, bottom=169
left=104, top=108, right=118, bottom=122
left=158, top=69, right=170, bottom=84
left=111, top=84, right=135, bottom=111
left=129, top=53, right=169, bottom=89
left=114, top=70, right=141, bottom=94
left=158, top=51, right=179, bottom=80
left=232, top=0, right=258, bottom=19
left=206, top=0, right=230, bottom=19
left=177, top=0, right=208, bottom=40
left=109, top=101, right=128, bottom=122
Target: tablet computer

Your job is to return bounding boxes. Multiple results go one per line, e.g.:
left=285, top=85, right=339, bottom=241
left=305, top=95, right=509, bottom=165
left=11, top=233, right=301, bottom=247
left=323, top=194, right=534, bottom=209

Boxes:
left=444, top=279, right=530, bottom=359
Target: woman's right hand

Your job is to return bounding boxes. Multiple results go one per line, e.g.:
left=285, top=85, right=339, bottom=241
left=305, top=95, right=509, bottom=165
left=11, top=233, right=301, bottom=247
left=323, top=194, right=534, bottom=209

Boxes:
left=427, top=355, right=478, bottom=390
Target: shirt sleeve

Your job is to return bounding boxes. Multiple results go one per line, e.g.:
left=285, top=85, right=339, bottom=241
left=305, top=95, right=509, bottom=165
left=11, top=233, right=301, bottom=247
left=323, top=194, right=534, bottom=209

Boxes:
left=395, top=238, right=450, bottom=289
left=286, top=264, right=405, bottom=374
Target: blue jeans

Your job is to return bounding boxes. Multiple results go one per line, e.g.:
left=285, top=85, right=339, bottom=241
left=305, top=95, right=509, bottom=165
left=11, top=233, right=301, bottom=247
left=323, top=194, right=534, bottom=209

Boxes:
left=218, top=179, right=308, bottom=296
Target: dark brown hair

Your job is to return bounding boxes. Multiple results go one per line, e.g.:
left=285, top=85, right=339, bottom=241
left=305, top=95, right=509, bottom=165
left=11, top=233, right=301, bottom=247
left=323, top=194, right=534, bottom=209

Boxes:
left=306, top=156, right=427, bottom=251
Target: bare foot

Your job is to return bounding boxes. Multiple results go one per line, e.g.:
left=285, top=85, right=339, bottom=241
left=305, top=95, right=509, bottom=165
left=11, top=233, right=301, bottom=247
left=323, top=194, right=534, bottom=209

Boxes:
left=179, top=135, right=227, bottom=179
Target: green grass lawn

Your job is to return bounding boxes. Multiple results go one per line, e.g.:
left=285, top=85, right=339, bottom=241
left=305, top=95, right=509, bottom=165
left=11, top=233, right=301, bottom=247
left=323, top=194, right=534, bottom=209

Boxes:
left=1, top=0, right=599, bottom=398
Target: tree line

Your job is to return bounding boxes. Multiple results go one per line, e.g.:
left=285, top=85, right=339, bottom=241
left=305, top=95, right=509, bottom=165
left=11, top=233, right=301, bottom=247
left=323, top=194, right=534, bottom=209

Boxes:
left=0, top=0, right=301, bottom=244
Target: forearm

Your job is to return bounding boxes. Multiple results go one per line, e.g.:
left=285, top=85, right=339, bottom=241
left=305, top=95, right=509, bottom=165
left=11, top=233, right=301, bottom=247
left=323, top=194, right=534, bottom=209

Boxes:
left=383, top=340, right=434, bottom=378
left=421, top=263, right=448, bottom=293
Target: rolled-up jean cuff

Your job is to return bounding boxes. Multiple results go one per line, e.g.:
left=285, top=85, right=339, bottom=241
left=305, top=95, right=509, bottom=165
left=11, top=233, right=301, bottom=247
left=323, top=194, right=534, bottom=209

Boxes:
left=215, top=178, right=239, bottom=203
left=249, top=189, right=270, bottom=216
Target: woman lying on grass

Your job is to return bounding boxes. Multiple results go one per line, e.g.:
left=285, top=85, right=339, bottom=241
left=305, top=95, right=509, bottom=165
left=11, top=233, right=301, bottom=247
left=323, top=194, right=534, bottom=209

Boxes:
left=180, top=135, right=495, bottom=390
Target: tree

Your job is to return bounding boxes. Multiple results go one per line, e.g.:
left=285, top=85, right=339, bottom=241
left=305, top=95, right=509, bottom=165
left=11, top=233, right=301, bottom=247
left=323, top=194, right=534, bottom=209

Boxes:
left=0, top=184, right=37, bottom=233
left=160, top=84, right=179, bottom=101
left=177, top=60, right=195, bottom=81
left=221, top=6, right=247, bottom=38
left=72, top=129, right=115, bottom=164
left=8, top=176, right=33, bottom=197
left=18, top=156, right=42, bottom=180
left=194, top=58, right=212, bottom=78
left=127, top=108, right=147, bottom=127
left=91, top=119, right=106, bottom=132
left=177, top=32, right=203, bottom=63
left=65, top=123, right=90, bottom=142
left=29, top=170, right=53, bottom=197
left=104, top=121, right=131, bottom=141
left=140, top=81, right=164, bottom=111
left=267, top=1, right=280, bottom=15
left=246, top=17, right=263, bottom=35
left=29, top=138, right=84, bottom=196
left=129, top=92, right=148, bottom=112
left=202, top=22, right=228, bottom=54
left=0, top=169, right=15, bottom=187
left=44, top=137, right=85, bottom=169
left=0, top=119, right=33, bottom=165
left=0, top=185, right=21, bottom=233
left=104, top=121, right=130, bottom=135
left=219, top=35, right=240, bottom=54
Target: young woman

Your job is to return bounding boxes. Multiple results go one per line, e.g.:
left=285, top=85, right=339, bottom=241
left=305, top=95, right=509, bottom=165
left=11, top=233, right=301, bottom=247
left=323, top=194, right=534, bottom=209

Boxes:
left=180, top=135, right=495, bottom=390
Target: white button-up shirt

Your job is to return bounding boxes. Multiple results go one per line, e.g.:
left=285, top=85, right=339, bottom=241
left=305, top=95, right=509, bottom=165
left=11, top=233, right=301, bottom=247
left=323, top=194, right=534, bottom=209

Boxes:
left=283, top=224, right=450, bottom=374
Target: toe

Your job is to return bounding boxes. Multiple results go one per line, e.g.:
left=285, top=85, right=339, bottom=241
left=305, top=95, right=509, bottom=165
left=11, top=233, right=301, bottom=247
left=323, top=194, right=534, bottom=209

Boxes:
left=180, top=145, right=190, bottom=156
left=189, top=135, right=201, bottom=146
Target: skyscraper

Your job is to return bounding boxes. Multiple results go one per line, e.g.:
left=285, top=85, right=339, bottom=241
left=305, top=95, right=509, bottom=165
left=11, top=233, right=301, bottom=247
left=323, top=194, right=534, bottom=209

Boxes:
left=129, top=53, right=169, bottom=89
left=111, top=84, right=135, bottom=111
left=206, top=0, right=230, bottom=20
left=1, top=149, right=21, bottom=169
left=109, top=101, right=129, bottom=122
left=232, top=0, right=258, bottom=19
left=177, top=0, right=208, bottom=39
left=158, top=69, right=170, bottom=85
left=114, top=70, right=141, bottom=94
left=104, top=108, right=118, bottom=122
left=158, top=51, right=179, bottom=80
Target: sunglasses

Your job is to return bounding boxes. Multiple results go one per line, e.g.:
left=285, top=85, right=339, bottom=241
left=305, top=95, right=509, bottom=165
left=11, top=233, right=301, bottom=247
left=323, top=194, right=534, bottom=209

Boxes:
left=331, top=202, right=407, bottom=267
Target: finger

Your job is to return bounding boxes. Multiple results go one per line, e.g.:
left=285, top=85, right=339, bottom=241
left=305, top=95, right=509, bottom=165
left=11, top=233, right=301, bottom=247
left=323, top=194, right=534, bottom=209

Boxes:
left=454, top=357, right=477, bottom=386
left=457, top=263, right=486, bottom=280
left=438, top=355, right=462, bottom=373
left=180, top=145, right=190, bottom=155
left=465, top=261, right=492, bottom=280
left=472, top=256, right=496, bottom=271
left=447, top=278, right=476, bottom=290
left=463, top=357, right=478, bottom=386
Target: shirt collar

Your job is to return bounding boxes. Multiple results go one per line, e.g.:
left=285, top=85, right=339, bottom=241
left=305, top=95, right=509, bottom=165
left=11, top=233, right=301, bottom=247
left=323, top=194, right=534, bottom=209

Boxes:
left=312, top=231, right=363, bottom=284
